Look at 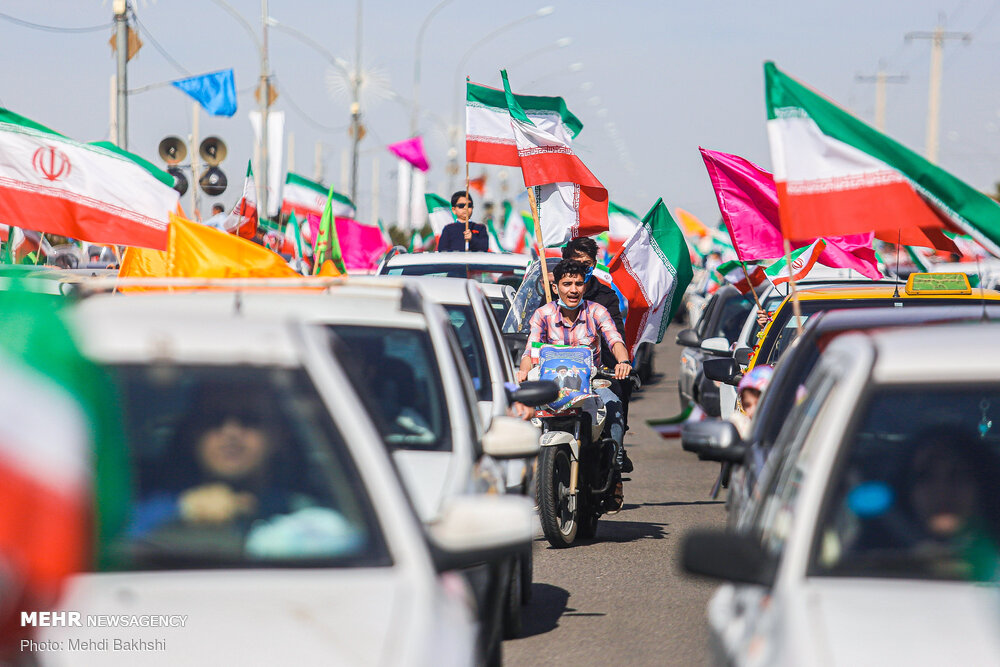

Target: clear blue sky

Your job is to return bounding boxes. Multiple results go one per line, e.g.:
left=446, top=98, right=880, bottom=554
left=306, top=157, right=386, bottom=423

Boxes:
left=4, top=0, right=1000, bottom=228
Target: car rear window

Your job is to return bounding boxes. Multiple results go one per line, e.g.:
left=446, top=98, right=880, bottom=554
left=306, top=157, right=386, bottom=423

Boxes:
left=444, top=304, right=492, bottom=402
left=104, top=365, right=390, bottom=571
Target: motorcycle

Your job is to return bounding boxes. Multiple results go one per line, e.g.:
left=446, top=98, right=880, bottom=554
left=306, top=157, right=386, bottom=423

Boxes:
left=531, top=347, right=637, bottom=547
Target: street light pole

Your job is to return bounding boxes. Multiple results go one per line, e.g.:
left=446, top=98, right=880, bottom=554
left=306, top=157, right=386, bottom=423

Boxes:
left=259, top=0, right=271, bottom=221
left=448, top=6, right=555, bottom=191
left=350, top=0, right=363, bottom=204
left=113, top=0, right=128, bottom=149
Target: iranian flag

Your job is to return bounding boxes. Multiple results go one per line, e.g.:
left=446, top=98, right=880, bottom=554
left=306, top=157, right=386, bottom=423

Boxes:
left=765, top=239, right=827, bottom=285
left=501, top=71, right=609, bottom=245
left=609, top=199, right=694, bottom=357
left=501, top=201, right=532, bottom=254
left=0, top=108, right=178, bottom=250
left=223, top=161, right=259, bottom=239
left=425, top=193, right=455, bottom=237
left=765, top=62, right=1000, bottom=256
left=282, top=172, right=355, bottom=221
left=608, top=201, right=641, bottom=258
left=466, top=80, right=583, bottom=166
left=0, top=289, right=127, bottom=646
left=714, top=260, right=769, bottom=295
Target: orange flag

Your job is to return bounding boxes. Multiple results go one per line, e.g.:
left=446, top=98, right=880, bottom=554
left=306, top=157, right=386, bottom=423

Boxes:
left=119, top=214, right=299, bottom=282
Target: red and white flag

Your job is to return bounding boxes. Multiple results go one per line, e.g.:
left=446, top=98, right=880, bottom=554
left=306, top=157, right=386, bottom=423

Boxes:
left=223, top=161, right=258, bottom=239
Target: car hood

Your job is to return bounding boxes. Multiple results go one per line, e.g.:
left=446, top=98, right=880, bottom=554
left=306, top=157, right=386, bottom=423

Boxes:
left=804, top=578, right=1000, bottom=665
left=392, top=450, right=456, bottom=522
left=38, top=569, right=429, bottom=666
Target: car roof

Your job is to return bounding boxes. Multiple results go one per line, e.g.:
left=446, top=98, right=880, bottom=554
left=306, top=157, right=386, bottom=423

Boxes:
left=75, top=283, right=430, bottom=329
left=846, top=322, right=1000, bottom=383
left=385, top=251, right=531, bottom=267
left=792, top=284, right=1000, bottom=301
left=401, top=276, right=475, bottom=305
left=71, top=302, right=304, bottom=366
left=811, top=304, right=1000, bottom=334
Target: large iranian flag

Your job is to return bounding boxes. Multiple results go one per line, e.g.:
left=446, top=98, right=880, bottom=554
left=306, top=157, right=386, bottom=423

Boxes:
left=0, top=108, right=178, bottom=250
left=765, top=62, right=1000, bottom=256
left=466, top=81, right=583, bottom=166
left=501, top=70, right=609, bottom=245
left=281, top=172, right=355, bottom=221
left=609, top=199, right=694, bottom=357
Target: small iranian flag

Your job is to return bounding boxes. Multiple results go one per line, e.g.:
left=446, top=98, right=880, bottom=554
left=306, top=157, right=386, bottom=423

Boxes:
left=609, top=199, right=694, bottom=357
left=466, top=80, right=583, bottom=166
left=609, top=201, right=641, bottom=240
left=501, top=201, right=532, bottom=254
left=765, top=239, right=827, bottom=285
left=0, top=108, right=178, bottom=250
left=501, top=71, right=609, bottom=245
left=281, top=172, right=355, bottom=221
left=765, top=62, right=999, bottom=255
left=715, top=260, right=769, bottom=295
left=425, top=193, right=456, bottom=237
left=223, top=161, right=259, bottom=239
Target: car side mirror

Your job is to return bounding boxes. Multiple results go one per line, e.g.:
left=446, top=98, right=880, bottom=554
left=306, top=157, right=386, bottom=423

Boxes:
left=681, top=419, right=741, bottom=456
left=703, top=357, right=741, bottom=386
left=733, top=346, right=753, bottom=366
left=700, top=336, right=730, bottom=356
left=676, top=328, right=700, bottom=347
left=682, top=530, right=776, bottom=587
left=509, top=380, right=559, bottom=407
left=482, top=416, right=540, bottom=459
left=429, top=496, right=534, bottom=572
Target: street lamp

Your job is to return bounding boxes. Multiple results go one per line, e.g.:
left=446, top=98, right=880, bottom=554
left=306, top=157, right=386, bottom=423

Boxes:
left=524, top=62, right=584, bottom=90
left=448, top=5, right=555, bottom=191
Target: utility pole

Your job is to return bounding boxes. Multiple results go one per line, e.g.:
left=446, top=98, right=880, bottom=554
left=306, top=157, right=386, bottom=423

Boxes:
left=113, top=0, right=129, bottom=149
left=350, top=0, right=363, bottom=204
left=258, top=0, right=271, bottom=221
left=855, top=65, right=907, bottom=131
left=906, top=19, right=971, bottom=163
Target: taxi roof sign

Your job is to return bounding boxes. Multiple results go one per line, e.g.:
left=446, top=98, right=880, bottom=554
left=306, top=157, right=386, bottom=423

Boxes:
left=904, top=272, right=972, bottom=296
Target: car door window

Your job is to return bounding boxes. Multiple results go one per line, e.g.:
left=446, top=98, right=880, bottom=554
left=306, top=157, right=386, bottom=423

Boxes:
left=753, top=363, right=841, bottom=558
left=444, top=305, right=492, bottom=401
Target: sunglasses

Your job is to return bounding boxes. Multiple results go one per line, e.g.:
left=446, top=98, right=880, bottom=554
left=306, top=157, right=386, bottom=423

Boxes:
left=454, top=203, right=474, bottom=209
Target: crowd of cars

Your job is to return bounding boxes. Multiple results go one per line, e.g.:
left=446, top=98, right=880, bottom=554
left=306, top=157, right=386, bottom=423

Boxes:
left=10, top=250, right=577, bottom=666
left=675, top=260, right=1000, bottom=665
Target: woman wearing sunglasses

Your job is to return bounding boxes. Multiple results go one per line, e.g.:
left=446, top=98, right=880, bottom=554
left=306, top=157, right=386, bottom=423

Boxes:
left=437, top=190, right=489, bottom=252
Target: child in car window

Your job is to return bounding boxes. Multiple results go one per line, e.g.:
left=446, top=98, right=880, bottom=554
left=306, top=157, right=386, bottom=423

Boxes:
left=730, top=365, right=773, bottom=439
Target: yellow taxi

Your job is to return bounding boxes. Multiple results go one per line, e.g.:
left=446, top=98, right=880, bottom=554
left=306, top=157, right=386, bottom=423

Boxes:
left=748, top=272, right=1000, bottom=369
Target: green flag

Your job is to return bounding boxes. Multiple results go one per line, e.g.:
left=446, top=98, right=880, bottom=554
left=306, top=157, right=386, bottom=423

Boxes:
left=313, top=185, right=348, bottom=275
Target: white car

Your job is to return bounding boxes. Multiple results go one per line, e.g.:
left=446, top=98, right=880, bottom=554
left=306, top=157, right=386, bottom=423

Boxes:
left=78, top=281, right=542, bottom=655
left=378, top=251, right=531, bottom=290
left=36, top=297, right=535, bottom=666
left=685, top=322, right=1000, bottom=666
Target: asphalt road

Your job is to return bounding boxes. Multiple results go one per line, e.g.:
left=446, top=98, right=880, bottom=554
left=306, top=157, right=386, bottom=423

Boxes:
left=504, top=324, right=725, bottom=667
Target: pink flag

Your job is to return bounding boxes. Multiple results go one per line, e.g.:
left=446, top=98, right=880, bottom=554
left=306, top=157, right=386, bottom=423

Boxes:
left=700, top=147, right=882, bottom=279
left=387, top=136, right=430, bottom=172
left=336, top=218, right=390, bottom=272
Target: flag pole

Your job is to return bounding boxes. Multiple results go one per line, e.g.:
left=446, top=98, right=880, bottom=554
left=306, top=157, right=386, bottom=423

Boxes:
left=526, top=186, right=551, bottom=304
left=739, top=259, right=764, bottom=312
left=464, top=75, right=471, bottom=252
left=784, top=238, right=803, bottom=334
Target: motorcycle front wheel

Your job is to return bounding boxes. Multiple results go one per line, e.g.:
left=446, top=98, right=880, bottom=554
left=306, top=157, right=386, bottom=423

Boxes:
left=537, top=445, right=577, bottom=547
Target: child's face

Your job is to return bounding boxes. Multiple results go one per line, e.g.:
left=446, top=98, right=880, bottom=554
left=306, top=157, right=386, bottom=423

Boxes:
left=740, top=389, right=761, bottom=418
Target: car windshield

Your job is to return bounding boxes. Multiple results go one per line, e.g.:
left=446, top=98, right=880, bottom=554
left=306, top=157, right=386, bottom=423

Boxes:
left=715, top=291, right=757, bottom=342
left=444, top=304, right=492, bottom=401
left=810, top=384, right=1000, bottom=582
left=329, top=325, right=452, bottom=452
left=104, top=365, right=390, bottom=571
left=503, top=259, right=558, bottom=333
left=386, top=262, right=525, bottom=288
left=757, top=297, right=980, bottom=366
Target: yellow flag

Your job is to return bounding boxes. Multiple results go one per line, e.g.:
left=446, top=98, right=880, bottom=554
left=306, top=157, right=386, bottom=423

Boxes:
left=674, top=208, right=711, bottom=238
left=118, top=214, right=300, bottom=282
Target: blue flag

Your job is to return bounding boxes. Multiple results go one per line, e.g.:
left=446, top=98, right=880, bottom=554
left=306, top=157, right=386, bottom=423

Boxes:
left=171, top=69, right=237, bottom=117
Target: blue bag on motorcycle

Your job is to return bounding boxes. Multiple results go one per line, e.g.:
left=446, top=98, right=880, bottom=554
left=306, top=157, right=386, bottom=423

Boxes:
left=537, top=345, right=596, bottom=410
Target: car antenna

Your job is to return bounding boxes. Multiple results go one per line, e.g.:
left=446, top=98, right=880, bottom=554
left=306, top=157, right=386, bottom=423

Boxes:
left=892, top=230, right=901, bottom=299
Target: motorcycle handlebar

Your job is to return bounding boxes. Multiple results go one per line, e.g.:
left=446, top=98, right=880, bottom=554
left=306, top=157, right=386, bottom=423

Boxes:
left=594, top=367, right=642, bottom=389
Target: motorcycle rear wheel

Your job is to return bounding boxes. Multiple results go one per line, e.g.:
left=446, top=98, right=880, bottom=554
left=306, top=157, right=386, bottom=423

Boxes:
left=537, top=445, right=578, bottom=547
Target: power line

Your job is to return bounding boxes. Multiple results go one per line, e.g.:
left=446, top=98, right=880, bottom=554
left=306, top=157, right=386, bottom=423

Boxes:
left=129, top=9, right=191, bottom=76
left=0, top=11, right=112, bottom=33
left=272, top=75, right=348, bottom=134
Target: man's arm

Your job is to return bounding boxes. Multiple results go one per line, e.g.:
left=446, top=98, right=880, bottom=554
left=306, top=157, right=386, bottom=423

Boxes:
left=517, top=307, right=545, bottom=382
